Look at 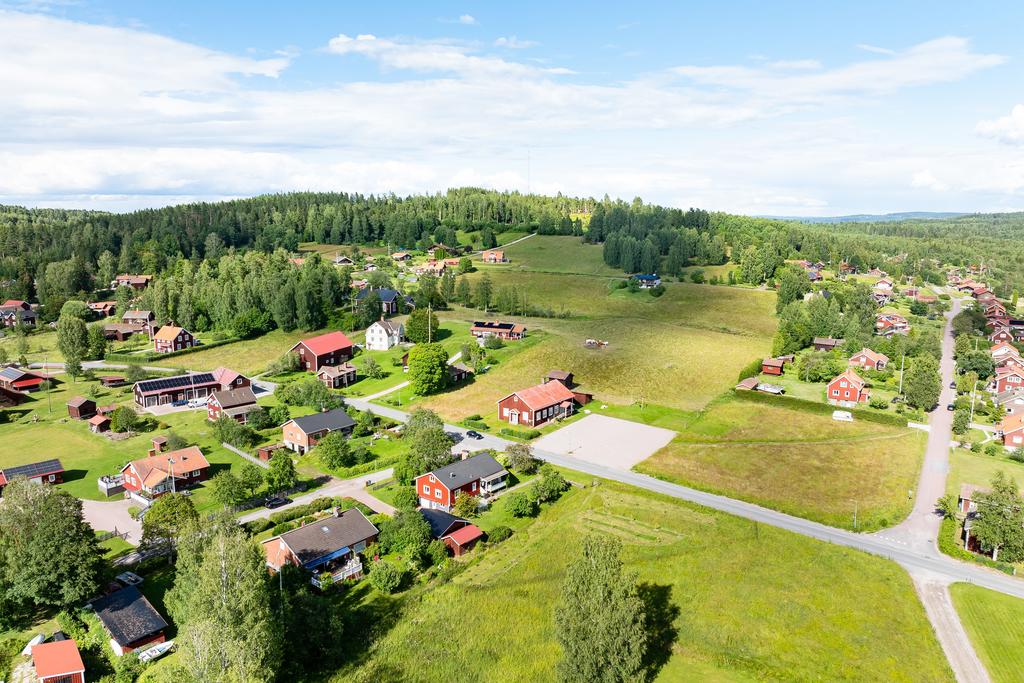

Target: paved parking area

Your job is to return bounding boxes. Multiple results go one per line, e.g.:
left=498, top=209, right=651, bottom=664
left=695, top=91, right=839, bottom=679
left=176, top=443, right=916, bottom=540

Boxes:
left=533, top=414, right=676, bottom=471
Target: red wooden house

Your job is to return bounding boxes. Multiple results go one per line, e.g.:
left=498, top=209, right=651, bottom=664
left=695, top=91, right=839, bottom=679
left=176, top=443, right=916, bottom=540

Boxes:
left=133, top=366, right=247, bottom=408
left=113, top=274, right=153, bottom=290
left=416, top=453, right=508, bottom=512
left=0, top=458, right=65, bottom=494
left=990, top=327, right=1015, bottom=344
left=0, top=366, right=50, bottom=392
left=152, top=325, right=195, bottom=353
left=827, top=369, right=870, bottom=407
left=289, top=331, right=354, bottom=372
left=66, top=396, right=97, bottom=419
left=206, top=386, right=258, bottom=423
left=497, top=378, right=589, bottom=428
left=992, top=366, right=1024, bottom=395
left=262, top=508, right=378, bottom=587
left=470, top=321, right=527, bottom=340
left=120, top=446, right=210, bottom=499
left=999, top=413, right=1024, bottom=448
left=31, top=639, right=86, bottom=683
left=848, top=348, right=889, bottom=371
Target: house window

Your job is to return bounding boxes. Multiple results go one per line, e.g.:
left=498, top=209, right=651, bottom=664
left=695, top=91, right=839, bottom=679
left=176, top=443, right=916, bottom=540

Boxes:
left=192, top=470, right=201, bottom=477
left=48, top=474, right=55, bottom=482
left=434, top=488, right=442, bottom=497
left=832, top=389, right=839, bottom=396
left=423, top=484, right=430, bottom=493
left=502, top=408, right=509, bottom=417
left=471, top=482, right=477, bottom=491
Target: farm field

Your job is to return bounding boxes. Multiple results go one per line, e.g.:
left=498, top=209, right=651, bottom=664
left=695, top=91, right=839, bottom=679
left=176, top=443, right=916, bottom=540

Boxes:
left=419, top=313, right=771, bottom=416
left=336, top=478, right=952, bottom=682
left=636, top=397, right=926, bottom=530
left=494, top=234, right=622, bottom=276
left=950, top=583, right=1024, bottom=683
left=152, top=327, right=318, bottom=375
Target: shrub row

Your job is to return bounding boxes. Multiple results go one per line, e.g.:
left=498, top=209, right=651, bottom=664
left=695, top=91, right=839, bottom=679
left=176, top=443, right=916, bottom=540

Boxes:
left=463, top=419, right=488, bottom=430
left=104, top=336, right=240, bottom=364
left=499, top=427, right=542, bottom=440
left=731, top=389, right=909, bottom=427
left=937, top=516, right=1015, bottom=575
left=243, top=496, right=375, bottom=535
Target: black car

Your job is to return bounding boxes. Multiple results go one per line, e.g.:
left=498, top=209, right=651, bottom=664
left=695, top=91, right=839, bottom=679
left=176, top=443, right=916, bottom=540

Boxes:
left=466, top=430, right=484, bottom=440
left=264, top=496, right=291, bottom=509
left=946, top=403, right=956, bottom=411
left=949, top=381, right=957, bottom=389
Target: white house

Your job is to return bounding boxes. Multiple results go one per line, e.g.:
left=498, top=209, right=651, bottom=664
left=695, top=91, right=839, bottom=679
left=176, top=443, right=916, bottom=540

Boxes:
left=365, top=320, right=404, bottom=351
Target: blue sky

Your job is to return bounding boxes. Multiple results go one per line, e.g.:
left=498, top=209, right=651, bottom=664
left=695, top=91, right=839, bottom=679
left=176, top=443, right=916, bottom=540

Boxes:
left=4, top=1, right=1024, bottom=215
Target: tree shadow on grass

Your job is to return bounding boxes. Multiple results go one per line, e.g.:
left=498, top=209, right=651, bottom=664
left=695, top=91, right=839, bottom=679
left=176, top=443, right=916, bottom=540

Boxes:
left=61, top=468, right=88, bottom=483
left=638, top=582, right=680, bottom=680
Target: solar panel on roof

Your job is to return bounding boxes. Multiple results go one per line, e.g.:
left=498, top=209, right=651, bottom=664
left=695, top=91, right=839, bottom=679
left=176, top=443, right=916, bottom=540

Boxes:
left=137, top=372, right=216, bottom=393
left=2, top=458, right=63, bottom=479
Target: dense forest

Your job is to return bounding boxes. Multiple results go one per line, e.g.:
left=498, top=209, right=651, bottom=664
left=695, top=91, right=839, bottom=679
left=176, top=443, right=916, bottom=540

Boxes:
left=2, top=188, right=1023, bottom=320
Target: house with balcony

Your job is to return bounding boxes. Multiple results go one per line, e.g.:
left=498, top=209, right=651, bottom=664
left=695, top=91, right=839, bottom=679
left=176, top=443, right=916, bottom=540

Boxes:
left=262, top=508, right=378, bottom=588
left=119, top=446, right=210, bottom=501
left=416, top=453, right=509, bottom=511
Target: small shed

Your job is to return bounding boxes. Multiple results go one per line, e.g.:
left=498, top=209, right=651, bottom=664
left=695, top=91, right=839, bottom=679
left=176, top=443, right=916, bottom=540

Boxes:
left=66, top=396, right=97, bottom=420
left=443, top=523, right=483, bottom=556
left=99, top=375, right=127, bottom=387
left=89, top=414, right=112, bottom=433
left=151, top=436, right=168, bottom=453
left=761, top=358, right=786, bottom=376
left=31, top=639, right=85, bottom=683
left=257, top=443, right=287, bottom=462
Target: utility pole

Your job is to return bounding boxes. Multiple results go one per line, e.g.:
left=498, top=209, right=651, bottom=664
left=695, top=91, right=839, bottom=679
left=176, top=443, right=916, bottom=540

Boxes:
left=45, top=357, right=51, bottom=414
left=427, top=303, right=432, bottom=344
left=897, top=353, right=906, bottom=397
left=169, top=456, right=176, bottom=494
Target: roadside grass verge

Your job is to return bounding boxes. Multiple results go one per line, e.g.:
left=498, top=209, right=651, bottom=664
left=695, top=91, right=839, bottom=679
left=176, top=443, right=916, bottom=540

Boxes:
left=950, top=583, right=1024, bottom=683
left=335, top=478, right=952, bottom=682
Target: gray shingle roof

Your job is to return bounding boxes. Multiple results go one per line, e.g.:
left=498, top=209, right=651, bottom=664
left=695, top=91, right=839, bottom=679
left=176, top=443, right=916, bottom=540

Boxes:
left=419, top=509, right=467, bottom=539
left=91, top=586, right=168, bottom=646
left=211, top=386, right=257, bottom=409
left=279, top=508, right=378, bottom=566
left=289, top=407, right=356, bottom=435
left=426, top=453, right=505, bottom=491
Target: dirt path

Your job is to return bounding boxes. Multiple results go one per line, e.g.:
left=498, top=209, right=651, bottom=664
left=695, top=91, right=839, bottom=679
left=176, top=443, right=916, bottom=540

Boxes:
left=913, top=576, right=992, bottom=683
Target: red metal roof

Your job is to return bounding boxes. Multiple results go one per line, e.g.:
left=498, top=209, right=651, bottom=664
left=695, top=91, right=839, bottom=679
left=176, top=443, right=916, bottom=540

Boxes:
left=502, top=381, right=576, bottom=411
left=32, top=640, right=85, bottom=678
left=12, top=377, right=43, bottom=388
left=444, top=523, right=483, bottom=546
left=293, top=331, right=353, bottom=357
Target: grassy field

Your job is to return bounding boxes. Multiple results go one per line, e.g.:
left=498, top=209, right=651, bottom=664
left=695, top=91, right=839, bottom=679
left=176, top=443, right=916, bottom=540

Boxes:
left=950, top=583, right=1024, bottom=683
left=946, top=448, right=1024, bottom=498
left=0, top=328, right=61, bottom=363
left=494, top=235, right=623, bottom=276
left=0, top=376, right=304, bottom=514
left=336, top=478, right=952, bottom=682
left=152, top=327, right=319, bottom=375
left=636, top=397, right=925, bottom=530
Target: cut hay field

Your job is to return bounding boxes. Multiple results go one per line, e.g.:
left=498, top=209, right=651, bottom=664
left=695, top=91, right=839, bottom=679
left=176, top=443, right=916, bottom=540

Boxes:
left=495, top=234, right=623, bottom=276
left=337, top=479, right=952, bottom=682
left=636, top=397, right=925, bottom=530
left=423, top=314, right=771, bottom=416
left=153, top=327, right=316, bottom=375
left=951, top=583, right=1024, bottom=683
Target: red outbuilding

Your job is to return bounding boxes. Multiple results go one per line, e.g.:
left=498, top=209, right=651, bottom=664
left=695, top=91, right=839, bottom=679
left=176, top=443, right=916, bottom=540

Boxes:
left=289, top=331, right=354, bottom=372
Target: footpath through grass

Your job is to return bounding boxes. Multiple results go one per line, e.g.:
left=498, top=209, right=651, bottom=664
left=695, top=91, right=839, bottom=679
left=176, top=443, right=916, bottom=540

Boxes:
left=950, top=583, right=1024, bottom=683
left=636, top=397, right=925, bottom=530
left=337, top=478, right=952, bottom=682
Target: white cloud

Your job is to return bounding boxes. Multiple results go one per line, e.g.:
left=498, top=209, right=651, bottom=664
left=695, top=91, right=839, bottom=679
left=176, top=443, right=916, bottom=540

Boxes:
left=766, top=59, right=822, bottom=70
left=0, top=11, right=1017, bottom=215
left=458, top=14, right=477, bottom=25
left=977, top=104, right=1024, bottom=144
left=326, top=33, right=568, bottom=77
left=494, top=35, right=537, bottom=49
left=856, top=43, right=897, bottom=55
left=674, top=37, right=1004, bottom=107
left=911, top=170, right=949, bottom=192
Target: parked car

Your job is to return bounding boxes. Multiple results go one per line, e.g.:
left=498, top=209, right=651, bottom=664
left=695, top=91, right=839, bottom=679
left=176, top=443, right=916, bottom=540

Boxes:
left=946, top=403, right=956, bottom=411
left=949, top=381, right=957, bottom=389
left=264, top=496, right=291, bottom=509
left=171, top=399, right=188, bottom=407
left=466, top=430, right=484, bottom=440
left=116, top=571, right=144, bottom=587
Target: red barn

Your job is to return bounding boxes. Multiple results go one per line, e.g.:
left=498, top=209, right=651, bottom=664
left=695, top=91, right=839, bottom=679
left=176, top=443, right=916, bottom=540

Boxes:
left=827, top=369, right=870, bottom=407
left=0, top=366, right=50, bottom=392
left=849, top=348, right=889, bottom=371
left=415, top=453, right=508, bottom=512
left=289, top=331, right=354, bottom=372
left=152, top=325, right=195, bottom=353
left=120, top=446, right=210, bottom=499
left=32, top=639, right=86, bottom=683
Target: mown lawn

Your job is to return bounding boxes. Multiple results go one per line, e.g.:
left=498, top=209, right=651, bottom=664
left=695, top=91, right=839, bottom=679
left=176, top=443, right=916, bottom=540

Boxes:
left=153, top=327, right=322, bottom=375
left=950, top=583, right=1024, bottom=683
left=336, top=479, right=952, bottom=682
left=496, top=235, right=623, bottom=276
left=0, top=377, right=297, bottom=514
left=946, top=448, right=1024, bottom=497
left=636, top=397, right=925, bottom=530
left=0, top=328, right=61, bottom=363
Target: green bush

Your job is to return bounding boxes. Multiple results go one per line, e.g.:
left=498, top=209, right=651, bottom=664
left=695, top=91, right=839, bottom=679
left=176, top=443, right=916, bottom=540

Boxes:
left=487, top=525, right=513, bottom=543
left=505, top=491, right=537, bottom=518
left=271, top=521, right=298, bottom=536
left=268, top=496, right=338, bottom=524
left=937, top=516, right=1015, bottom=574
left=392, top=486, right=419, bottom=510
left=426, top=539, right=449, bottom=567
left=0, top=638, right=23, bottom=682
left=243, top=518, right=274, bottom=535
left=369, top=560, right=405, bottom=594
left=464, top=414, right=483, bottom=421
left=499, top=427, right=542, bottom=440
left=737, top=357, right=764, bottom=382
left=463, top=419, right=488, bottom=430
left=986, top=442, right=1004, bottom=457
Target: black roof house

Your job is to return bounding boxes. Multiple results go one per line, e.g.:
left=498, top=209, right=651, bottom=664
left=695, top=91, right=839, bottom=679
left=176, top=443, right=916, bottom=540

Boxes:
left=288, top=407, right=356, bottom=435
left=91, top=586, right=168, bottom=648
left=426, top=453, right=506, bottom=491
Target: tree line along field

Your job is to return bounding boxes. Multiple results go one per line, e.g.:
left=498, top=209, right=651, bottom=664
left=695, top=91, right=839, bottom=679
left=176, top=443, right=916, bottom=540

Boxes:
left=636, top=397, right=926, bottom=530
left=950, top=583, right=1024, bottom=683
left=334, top=478, right=953, bottom=682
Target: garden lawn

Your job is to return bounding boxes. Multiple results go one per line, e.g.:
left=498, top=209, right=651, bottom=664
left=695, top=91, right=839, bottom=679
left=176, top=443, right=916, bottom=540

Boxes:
left=0, top=378, right=282, bottom=514
left=0, top=328, right=61, bottom=363
left=152, top=327, right=320, bottom=375
left=636, top=398, right=926, bottom=530
left=337, top=479, right=952, bottom=682
left=950, top=583, right=1024, bottom=683
left=946, top=448, right=1024, bottom=498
